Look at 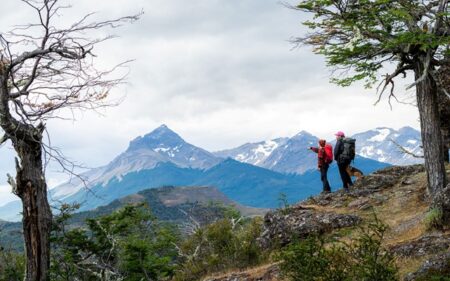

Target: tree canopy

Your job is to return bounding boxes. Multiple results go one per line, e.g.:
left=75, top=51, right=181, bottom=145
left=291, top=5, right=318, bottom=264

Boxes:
left=294, top=0, right=449, bottom=97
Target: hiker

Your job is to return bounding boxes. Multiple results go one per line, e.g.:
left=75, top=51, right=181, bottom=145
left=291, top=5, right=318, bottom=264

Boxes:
left=309, top=139, right=332, bottom=193
left=334, top=131, right=354, bottom=191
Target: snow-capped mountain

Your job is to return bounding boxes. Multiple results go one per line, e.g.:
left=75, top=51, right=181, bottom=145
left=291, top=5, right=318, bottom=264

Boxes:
left=214, top=138, right=289, bottom=166
left=351, top=127, right=423, bottom=165
left=215, top=127, right=423, bottom=173
left=100, top=124, right=221, bottom=178
left=261, top=131, right=319, bottom=174
left=51, top=125, right=222, bottom=200
left=214, top=132, right=319, bottom=174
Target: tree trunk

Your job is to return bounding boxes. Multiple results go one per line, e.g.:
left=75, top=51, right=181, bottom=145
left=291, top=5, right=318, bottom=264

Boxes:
left=1, top=71, right=52, bottom=281
left=437, top=57, right=450, bottom=163
left=13, top=135, right=52, bottom=281
left=444, top=143, right=449, bottom=163
left=414, top=62, right=448, bottom=221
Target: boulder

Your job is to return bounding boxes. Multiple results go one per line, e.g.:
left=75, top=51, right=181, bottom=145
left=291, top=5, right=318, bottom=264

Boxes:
left=258, top=205, right=361, bottom=249
left=390, top=234, right=450, bottom=258
left=202, top=264, right=280, bottom=281
left=404, top=252, right=450, bottom=281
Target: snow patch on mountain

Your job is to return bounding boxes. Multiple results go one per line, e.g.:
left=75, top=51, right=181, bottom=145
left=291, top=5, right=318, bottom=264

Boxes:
left=368, top=128, right=391, bottom=142
left=214, top=138, right=289, bottom=166
left=352, top=127, right=422, bottom=165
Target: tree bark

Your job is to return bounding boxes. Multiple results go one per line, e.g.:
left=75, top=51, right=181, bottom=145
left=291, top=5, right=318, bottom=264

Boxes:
left=0, top=74, right=52, bottom=280
left=414, top=61, right=448, bottom=219
left=13, top=136, right=52, bottom=281
left=437, top=59, right=450, bottom=163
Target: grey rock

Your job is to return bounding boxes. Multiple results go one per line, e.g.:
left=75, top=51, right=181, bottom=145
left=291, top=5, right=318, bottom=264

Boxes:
left=258, top=206, right=361, bottom=249
left=348, top=198, right=370, bottom=209
left=390, top=234, right=450, bottom=258
left=402, top=178, right=416, bottom=185
left=203, top=264, right=280, bottom=281
left=352, top=165, right=424, bottom=192
left=404, top=252, right=450, bottom=281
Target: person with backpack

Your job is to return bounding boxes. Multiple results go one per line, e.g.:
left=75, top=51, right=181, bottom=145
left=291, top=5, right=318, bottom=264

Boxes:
left=334, top=131, right=355, bottom=191
left=309, top=139, right=332, bottom=193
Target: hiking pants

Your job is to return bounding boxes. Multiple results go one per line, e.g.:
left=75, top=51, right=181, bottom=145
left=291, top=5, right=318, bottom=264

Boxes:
left=320, top=164, right=331, bottom=192
left=338, top=162, right=353, bottom=189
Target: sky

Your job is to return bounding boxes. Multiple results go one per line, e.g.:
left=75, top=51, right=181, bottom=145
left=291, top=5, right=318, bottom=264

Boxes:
left=0, top=0, right=420, bottom=205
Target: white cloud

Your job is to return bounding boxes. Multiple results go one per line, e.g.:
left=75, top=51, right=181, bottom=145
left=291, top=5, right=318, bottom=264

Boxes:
left=0, top=185, right=18, bottom=207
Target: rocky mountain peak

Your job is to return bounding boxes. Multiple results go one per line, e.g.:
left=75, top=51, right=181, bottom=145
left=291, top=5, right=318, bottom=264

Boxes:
left=126, top=124, right=185, bottom=152
left=292, top=130, right=316, bottom=140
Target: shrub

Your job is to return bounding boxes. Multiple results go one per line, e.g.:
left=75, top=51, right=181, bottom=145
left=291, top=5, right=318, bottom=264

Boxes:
left=278, top=217, right=398, bottom=281
left=424, top=208, right=444, bottom=231
left=0, top=246, right=25, bottom=281
left=50, top=203, right=180, bottom=281
left=173, top=216, right=266, bottom=281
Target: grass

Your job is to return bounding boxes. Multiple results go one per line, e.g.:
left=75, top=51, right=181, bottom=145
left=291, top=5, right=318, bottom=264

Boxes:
left=424, top=208, right=444, bottom=231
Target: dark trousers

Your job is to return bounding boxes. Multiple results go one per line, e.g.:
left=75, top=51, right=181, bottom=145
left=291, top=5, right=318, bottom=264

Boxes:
left=320, top=164, right=331, bottom=192
left=338, top=162, right=353, bottom=189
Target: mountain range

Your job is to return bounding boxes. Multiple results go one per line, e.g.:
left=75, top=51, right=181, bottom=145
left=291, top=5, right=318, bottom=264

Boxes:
left=0, top=125, right=422, bottom=221
left=215, top=126, right=423, bottom=172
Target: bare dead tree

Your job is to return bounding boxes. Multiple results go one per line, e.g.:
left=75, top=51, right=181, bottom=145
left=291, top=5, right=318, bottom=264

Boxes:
left=0, top=1, right=140, bottom=280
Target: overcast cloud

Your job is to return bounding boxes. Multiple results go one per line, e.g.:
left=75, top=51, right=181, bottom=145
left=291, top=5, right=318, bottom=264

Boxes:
left=0, top=0, right=420, bottom=205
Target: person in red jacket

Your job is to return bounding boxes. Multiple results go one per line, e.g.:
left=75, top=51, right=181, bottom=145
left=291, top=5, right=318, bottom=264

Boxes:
left=309, top=139, right=332, bottom=193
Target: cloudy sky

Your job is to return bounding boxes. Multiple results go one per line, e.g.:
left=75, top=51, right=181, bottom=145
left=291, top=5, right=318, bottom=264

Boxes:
left=0, top=0, right=420, bottom=205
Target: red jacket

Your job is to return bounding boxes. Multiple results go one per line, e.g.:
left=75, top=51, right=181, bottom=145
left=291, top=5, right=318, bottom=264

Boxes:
left=311, top=146, right=326, bottom=168
left=311, top=143, right=333, bottom=168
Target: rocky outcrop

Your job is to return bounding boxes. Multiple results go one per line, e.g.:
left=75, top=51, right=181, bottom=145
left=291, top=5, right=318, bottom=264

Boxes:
left=258, top=165, right=429, bottom=249
left=352, top=165, right=425, bottom=192
left=404, top=252, right=450, bottom=281
left=303, top=165, right=426, bottom=208
left=258, top=205, right=361, bottom=249
left=203, top=264, right=280, bottom=281
left=390, top=233, right=450, bottom=257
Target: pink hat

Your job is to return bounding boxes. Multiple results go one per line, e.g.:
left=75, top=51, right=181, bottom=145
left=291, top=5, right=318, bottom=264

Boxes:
left=335, top=131, right=345, bottom=137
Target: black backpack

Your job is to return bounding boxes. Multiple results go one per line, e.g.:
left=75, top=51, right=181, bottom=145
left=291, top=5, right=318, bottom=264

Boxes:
left=340, top=138, right=356, bottom=162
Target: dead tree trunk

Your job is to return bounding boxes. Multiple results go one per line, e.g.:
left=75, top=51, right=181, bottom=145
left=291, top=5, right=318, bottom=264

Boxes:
left=1, top=76, right=52, bottom=281
left=415, top=61, right=449, bottom=220
left=14, top=133, right=52, bottom=281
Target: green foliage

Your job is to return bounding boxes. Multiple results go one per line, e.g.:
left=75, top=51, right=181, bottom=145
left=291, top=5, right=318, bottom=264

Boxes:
left=278, top=236, right=349, bottom=281
left=424, top=207, right=444, bottom=231
left=295, top=0, right=450, bottom=88
left=50, top=203, right=180, bottom=281
left=0, top=246, right=25, bottom=281
left=278, top=217, right=398, bottom=281
left=173, top=216, right=266, bottom=281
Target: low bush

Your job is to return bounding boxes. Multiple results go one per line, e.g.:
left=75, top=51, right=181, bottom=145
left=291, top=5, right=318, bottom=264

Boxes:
left=424, top=208, right=444, bottom=231
left=278, top=217, right=398, bottom=281
left=173, top=214, right=266, bottom=281
left=0, top=246, right=25, bottom=281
